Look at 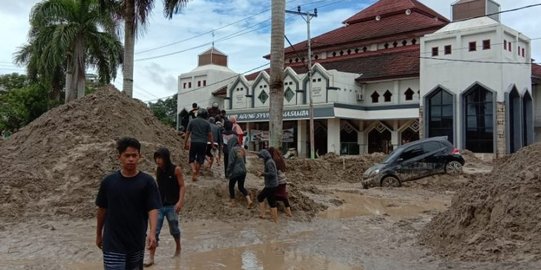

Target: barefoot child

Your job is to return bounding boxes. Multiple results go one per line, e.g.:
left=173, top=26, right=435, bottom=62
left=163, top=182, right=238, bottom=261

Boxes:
left=145, top=147, right=186, bottom=267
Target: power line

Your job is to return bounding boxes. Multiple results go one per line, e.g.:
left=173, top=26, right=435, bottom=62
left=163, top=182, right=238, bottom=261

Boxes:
left=143, top=62, right=270, bottom=103
left=133, top=0, right=325, bottom=55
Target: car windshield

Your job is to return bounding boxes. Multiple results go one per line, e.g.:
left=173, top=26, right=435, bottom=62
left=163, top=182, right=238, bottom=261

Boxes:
left=382, top=148, right=402, bottom=163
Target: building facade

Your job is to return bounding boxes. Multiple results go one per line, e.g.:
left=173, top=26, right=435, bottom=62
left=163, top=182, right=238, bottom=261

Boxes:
left=178, top=0, right=541, bottom=158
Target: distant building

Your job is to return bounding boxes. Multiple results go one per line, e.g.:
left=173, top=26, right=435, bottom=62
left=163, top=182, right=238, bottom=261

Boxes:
left=178, top=0, right=541, bottom=158
left=176, top=47, right=237, bottom=129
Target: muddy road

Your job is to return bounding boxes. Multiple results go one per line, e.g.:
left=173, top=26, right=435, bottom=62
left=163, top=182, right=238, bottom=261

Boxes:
left=1, top=180, right=539, bottom=270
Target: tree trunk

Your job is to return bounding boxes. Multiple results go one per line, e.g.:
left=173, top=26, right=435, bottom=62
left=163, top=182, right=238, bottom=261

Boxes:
left=75, top=37, right=86, bottom=99
left=269, top=0, right=285, bottom=149
left=65, top=53, right=77, bottom=102
left=123, top=0, right=135, bottom=97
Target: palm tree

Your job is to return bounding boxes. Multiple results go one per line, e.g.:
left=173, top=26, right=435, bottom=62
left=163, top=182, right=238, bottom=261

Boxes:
left=15, top=0, right=123, bottom=102
left=269, top=0, right=286, bottom=148
left=100, top=0, right=189, bottom=98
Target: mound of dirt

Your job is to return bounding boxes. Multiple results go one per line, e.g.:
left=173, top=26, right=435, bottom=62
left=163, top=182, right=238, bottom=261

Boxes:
left=419, top=143, right=541, bottom=261
left=0, top=86, right=326, bottom=222
left=0, top=86, right=187, bottom=220
left=251, top=154, right=386, bottom=185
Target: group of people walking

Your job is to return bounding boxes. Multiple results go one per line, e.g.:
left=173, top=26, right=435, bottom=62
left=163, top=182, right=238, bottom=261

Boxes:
left=95, top=106, right=292, bottom=269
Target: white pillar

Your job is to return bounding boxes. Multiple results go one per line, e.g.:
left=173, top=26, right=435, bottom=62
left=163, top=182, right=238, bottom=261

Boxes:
left=357, top=120, right=365, bottom=154
left=327, top=118, right=341, bottom=154
left=297, top=120, right=307, bottom=157
left=391, top=120, right=399, bottom=150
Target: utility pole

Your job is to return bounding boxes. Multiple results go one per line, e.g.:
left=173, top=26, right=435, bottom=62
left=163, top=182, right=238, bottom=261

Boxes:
left=286, top=6, right=317, bottom=159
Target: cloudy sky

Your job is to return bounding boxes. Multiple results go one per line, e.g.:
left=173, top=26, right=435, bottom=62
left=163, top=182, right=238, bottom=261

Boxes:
left=1, top=0, right=540, bottom=102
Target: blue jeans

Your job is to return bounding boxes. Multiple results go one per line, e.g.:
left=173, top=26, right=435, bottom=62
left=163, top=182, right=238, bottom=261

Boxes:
left=156, top=205, right=181, bottom=244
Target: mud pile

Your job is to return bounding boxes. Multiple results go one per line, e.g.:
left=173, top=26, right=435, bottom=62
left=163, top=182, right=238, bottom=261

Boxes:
left=0, top=86, right=187, bottom=220
left=420, top=143, right=541, bottom=261
left=0, top=86, right=326, bottom=222
left=282, top=153, right=386, bottom=184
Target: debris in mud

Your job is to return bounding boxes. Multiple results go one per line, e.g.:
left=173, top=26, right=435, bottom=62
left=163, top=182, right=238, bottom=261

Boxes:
left=420, top=143, right=541, bottom=262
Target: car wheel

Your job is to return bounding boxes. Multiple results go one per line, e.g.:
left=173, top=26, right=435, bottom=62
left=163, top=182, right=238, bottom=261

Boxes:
left=445, top=160, right=463, bottom=175
left=380, top=176, right=401, bottom=187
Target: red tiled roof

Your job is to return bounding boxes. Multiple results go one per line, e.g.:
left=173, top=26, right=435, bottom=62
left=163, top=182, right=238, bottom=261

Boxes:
left=343, top=0, right=448, bottom=25
left=533, top=64, right=541, bottom=84
left=532, top=64, right=541, bottom=78
left=283, top=12, right=447, bottom=56
left=212, top=85, right=228, bottom=96
left=286, top=46, right=420, bottom=82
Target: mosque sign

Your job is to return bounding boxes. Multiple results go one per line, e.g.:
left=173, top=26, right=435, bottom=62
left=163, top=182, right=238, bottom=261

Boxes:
left=234, top=108, right=333, bottom=122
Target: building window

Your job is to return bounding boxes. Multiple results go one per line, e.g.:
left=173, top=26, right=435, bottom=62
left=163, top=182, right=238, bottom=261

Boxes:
left=383, top=90, right=392, bottom=102
left=469, top=41, right=477, bottom=52
left=509, top=42, right=512, bottom=52
left=444, top=45, right=452, bottom=55
left=405, top=88, right=414, bottom=101
left=355, top=48, right=359, bottom=53
left=518, top=46, right=521, bottom=55
left=363, top=47, right=368, bottom=52
left=258, top=90, right=269, bottom=104
left=427, top=88, right=454, bottom=144
left=384, top=43, right=389, bottom=49
left=402, top=40, right=407, bottom=46
left=483, top=39, right=490, bottom=50
left=371, top=91, right=380, bottom=103
left=188, top=82, right=192, bottom=88
left=284, top=87, right=295, bottom=102
left=504, top=40, right=507, bottom=50
left=464, top=84, right=494, bottom=153
left=197, top=81, right=201, bottom=87
left=183, top=82, right=186, bottom=89
left=432, top=47, right=439, bottom=56
left=203, top=80, right=206, bottom=86
left=393, top=41, right=398, bottom=48
left=522, top=48, right=525, bottom=57
left=411, top=38, right=417, bottom=45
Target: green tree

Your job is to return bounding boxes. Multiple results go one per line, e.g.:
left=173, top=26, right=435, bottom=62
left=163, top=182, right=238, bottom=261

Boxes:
left=15, top=0, right=123, bottom=103
left=99, top=0, right=189, bottom=97
left=148, top=94, right=177, bottom=128
left=0, top=73, right=28, bottom=93
left=0, top=83, right=49, bottom=132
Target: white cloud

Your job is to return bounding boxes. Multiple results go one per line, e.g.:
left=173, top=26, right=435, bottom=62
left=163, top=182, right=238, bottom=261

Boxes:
left=1, top=0, right=540, bottom=102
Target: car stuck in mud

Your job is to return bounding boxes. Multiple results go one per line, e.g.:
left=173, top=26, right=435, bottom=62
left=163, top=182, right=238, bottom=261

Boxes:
left=362, top=137, right=465, bottom=188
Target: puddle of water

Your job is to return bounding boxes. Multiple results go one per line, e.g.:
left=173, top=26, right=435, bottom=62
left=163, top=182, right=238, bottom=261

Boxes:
left=181, top=242, right=362, bottom=270
left=320, top=192, right=448, bottom=219
left=28, top=242, right=361, bottom=270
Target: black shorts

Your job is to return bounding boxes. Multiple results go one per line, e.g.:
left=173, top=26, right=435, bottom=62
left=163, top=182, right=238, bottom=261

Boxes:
left=189, top=142, right=207, bottom=164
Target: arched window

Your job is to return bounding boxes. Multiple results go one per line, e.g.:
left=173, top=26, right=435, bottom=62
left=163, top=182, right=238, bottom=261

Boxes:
left=405, top=88, right=414, bottom=101
left=427, top=88, right=454, bottom=143
left=464, top=85, right=493, bottom=153
left=383, top=90, right=392, bottom=102
left=371, top=91, right=380, bottom=103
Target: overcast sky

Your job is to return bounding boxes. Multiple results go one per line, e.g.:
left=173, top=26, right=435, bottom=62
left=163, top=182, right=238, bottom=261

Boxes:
left=1, top=0, right=540, bottom=102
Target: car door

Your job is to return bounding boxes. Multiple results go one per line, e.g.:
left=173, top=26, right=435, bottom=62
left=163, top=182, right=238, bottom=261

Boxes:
left=422, top=141, right=448, bottom=173
left=396, top=145, right=425, bottom=181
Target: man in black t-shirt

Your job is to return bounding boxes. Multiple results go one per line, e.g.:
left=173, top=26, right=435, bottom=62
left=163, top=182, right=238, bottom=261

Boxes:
left=96, top=137, right=162, bottom=270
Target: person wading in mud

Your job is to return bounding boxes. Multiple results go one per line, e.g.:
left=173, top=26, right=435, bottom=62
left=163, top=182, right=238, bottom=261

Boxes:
left=184, top=108, right=212, bottom=182
left=256, top=149, right=279, bottom=223
left=144, top=147, right=186, bottom=267
left=96, top=137, right=161, bottom=270
left=226, top=135, right=253, bottom=208
left=268, top=147, right=292, bottom=217
left=221, top=121, right=237, bottom=178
